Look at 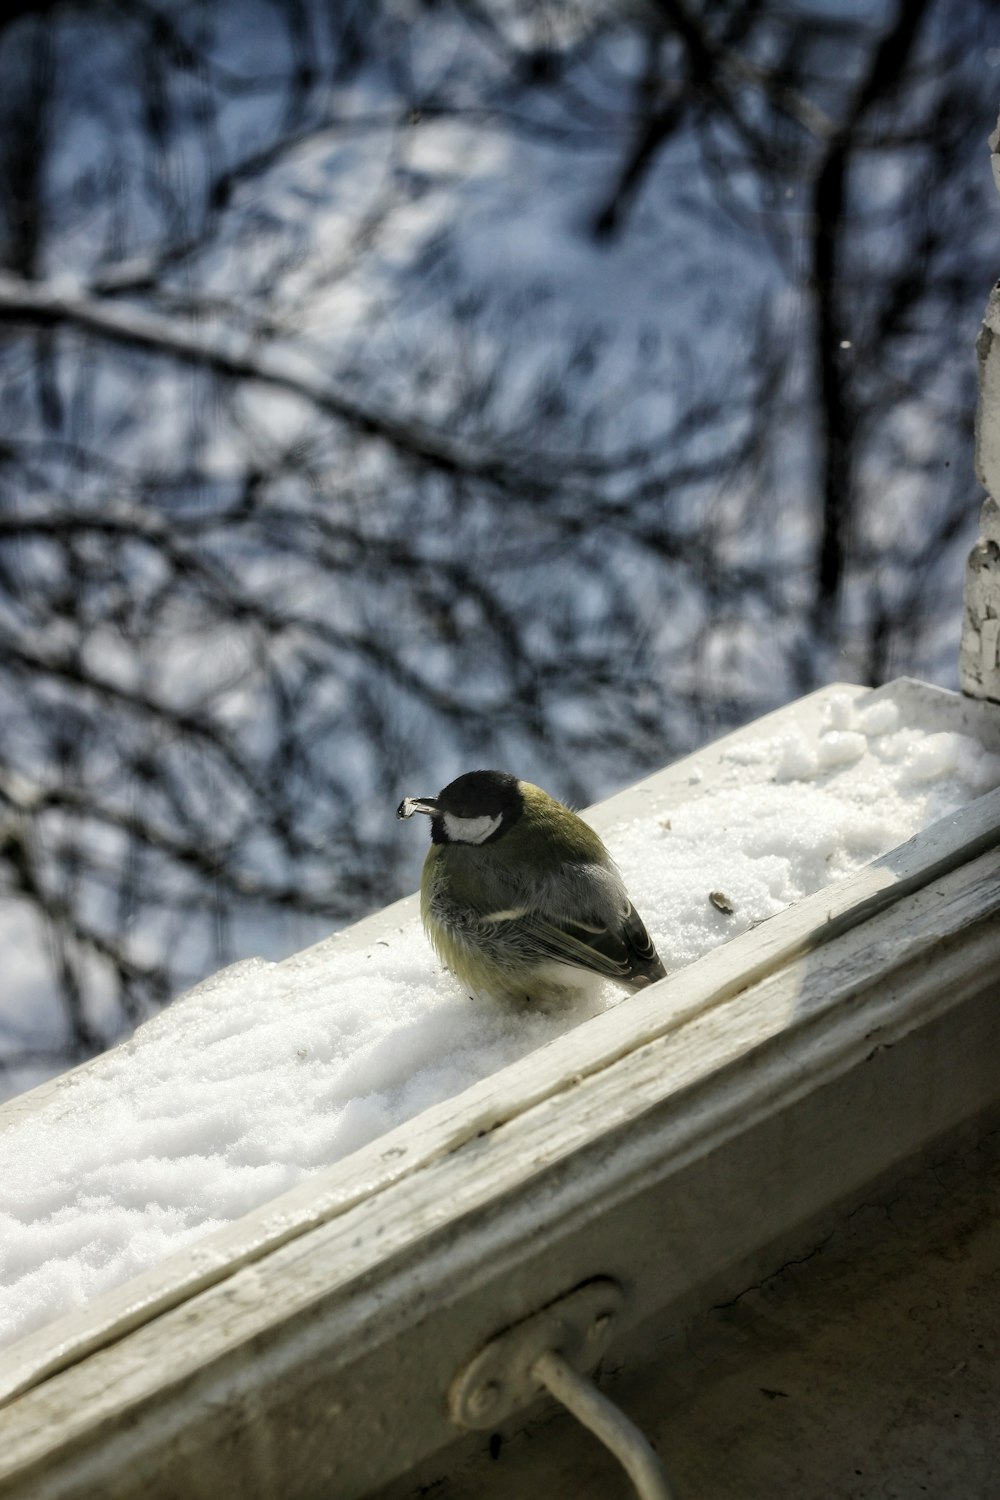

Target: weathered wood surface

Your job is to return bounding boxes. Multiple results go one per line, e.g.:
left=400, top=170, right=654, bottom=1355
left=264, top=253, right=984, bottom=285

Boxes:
left=1, top=679, right=996, bottom=1409
left=0, top=684, right=997, bottom=1498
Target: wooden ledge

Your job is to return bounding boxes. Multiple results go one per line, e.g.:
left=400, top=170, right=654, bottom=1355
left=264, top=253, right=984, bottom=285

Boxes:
left=0, top=680, right=998, bottom=1499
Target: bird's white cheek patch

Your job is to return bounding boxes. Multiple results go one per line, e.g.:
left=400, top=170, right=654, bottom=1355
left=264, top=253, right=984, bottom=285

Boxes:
left=442, top=812, right=503, bottom=845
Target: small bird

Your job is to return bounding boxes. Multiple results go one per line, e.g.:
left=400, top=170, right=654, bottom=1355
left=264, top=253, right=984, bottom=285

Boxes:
left=397, top=769, right=666, bottom=1003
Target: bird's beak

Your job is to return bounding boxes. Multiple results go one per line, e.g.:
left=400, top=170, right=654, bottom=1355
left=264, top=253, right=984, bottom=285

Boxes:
left=397, top=795, right=440, bottom=820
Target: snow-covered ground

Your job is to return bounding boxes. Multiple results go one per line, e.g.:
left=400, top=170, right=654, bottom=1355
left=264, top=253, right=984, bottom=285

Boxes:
left=1, top=690, right=998, bottom=1352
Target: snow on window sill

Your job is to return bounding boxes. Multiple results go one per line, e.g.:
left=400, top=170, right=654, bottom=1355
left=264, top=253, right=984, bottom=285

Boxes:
left=1, top=678, right=999, bottom=1500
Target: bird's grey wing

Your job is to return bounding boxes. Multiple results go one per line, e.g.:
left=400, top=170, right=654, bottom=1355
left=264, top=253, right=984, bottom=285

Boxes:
left=519, top=904, right=662, bottom=981
left=484, top=865, right=664, bottom=983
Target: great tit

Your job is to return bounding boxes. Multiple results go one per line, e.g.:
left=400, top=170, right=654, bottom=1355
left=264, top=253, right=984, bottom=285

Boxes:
left=397, top=769, right=666, bottom=1003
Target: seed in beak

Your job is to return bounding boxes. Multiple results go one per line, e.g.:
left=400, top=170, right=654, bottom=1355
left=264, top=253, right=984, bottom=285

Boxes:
left=397, top=796, right=439, bottom=819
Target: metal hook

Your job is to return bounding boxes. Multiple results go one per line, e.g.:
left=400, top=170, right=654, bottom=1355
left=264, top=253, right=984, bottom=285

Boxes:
left=533, top=1348, right=676, bottom=1500
left=448, top=1279, right=678, bottom=1500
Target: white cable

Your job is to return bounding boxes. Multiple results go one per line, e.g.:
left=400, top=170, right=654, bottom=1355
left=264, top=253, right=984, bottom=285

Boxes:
left=533, top=1348, right=678, bottom=1500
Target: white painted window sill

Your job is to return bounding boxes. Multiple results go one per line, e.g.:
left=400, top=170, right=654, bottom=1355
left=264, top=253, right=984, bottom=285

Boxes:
left=1, top=677, right=999, bottom=1500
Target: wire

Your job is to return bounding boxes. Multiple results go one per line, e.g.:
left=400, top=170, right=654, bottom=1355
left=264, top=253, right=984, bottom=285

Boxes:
left=533, top=1348, right=678, bottom=1500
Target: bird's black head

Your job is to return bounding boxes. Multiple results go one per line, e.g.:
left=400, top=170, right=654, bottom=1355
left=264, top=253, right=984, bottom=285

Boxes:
left=396, top=769, right=523, bottom=845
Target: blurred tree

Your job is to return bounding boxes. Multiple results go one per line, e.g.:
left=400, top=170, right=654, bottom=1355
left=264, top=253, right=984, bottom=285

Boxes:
left=0, top=0, right=995, bottom=1090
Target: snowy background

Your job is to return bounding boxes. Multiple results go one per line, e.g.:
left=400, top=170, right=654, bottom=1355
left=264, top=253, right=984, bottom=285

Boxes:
left=0, top=0, right=999, bottom=1095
